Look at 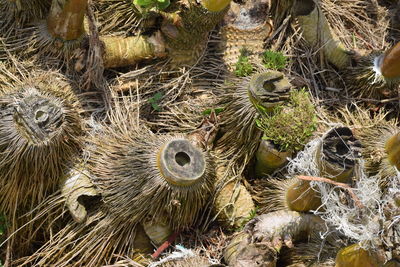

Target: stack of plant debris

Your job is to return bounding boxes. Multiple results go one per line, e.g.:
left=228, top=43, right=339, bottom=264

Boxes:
left=1, top=0, right=400, bottom=266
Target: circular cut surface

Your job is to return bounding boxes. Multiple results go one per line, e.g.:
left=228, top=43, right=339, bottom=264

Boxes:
left=13, top=89, right=64, bottom=143
left=158, top=139, right=206, bottom=186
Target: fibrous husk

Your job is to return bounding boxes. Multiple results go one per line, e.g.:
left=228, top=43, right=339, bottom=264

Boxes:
left=162, top=0, right=230, bottom=67
left=336, top=106, right=399, bottom=184
left=294, top=0, right=351, bottom=70
left=0, top=62, right=83, bottom=258
left=148, top=245, right=216, bottom=267
left=280, top=230, right=348, bottom=267
left=95, top=0, right=230, bottom=69
left=0, top=0, right=51, bottom=37
left=215, top=70, right=291, bottom=179
left=88, top=122, right=215, bottom=230
left=94, top=0, right=144, bottom=36
left=254, top=176, right=321, bottom=213
left=218, top=0, right=273, bottom=70
left=341, top=52, right=399, bottom=99
left=224, top=210, right=328, bottom=267
left=7, top=0, right=88, bottom=62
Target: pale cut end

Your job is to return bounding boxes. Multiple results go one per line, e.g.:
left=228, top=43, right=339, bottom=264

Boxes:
left=142, top=218, right=172, bottom=246
left=255, top=139, right=292, bottom=177
left=248, top=71, right=291, bottom=113
left=157, top=139, right=206, bottom=186
left=335, top=244, right=384, bottom=267
left=381, top=42, right=400, bottom=79
left=101, top=34, right=164, bottom=68
left=14, top=87, right=64, bottom=144
left=201, top=0, right=231, bottom=12
left=385, top=132, right=400, bottom=170
left=47, top=0, right=87, bottom=41
left=286, top=179, right=321, bottom=212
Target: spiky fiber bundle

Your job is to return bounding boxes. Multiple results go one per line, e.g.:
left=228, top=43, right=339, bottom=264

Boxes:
left=7, top=0, right=87, bottom=60
left=94, top=0, right=142, bottom=35
left=254, top=176, right=321, bottom=214
left=0, top=69, right=83, bottom=214
left=164, top=0, right=229, bottom=66
left=342, top=52, right=398, bottom=99
left=216, top=70, right=291, bottom=172
left=0, top=0, right=51, bottom=35
left=0, top=66, right=83, bottom=258
left=88, top=125, right=215, bottom=230
left=336, top=107, right=398, bottom=182
left=219, top=0, right=273, bottom=70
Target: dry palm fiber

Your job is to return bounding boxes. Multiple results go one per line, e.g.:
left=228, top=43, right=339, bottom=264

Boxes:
left=93, top=0, right=231, bottom=69
left=160, top=0, right=230, bottom=67
left=279, top=229, right=350, bottom=267
left=254, top=127, right=361, bottom=213
left=0, top=0, right=51, bottom=37
left=341, top=43, right=400, bottom=100
left=224, top=210, right=328, bottom=267
left=87, top=120, right=216, bottom=230
left=6, top=0, right=88, bottom=62
left=214, top=69, right=291, bottom=180
left=147, top=245, right=216, bottom=267
left=334, top=106, right=399, bottom=185
left=0, top=60, right=83, bottom=259
left=108, top=39, right=227, bottom=123
left=294, top=0, right=351, bottom=70
left=20, top=99, right=216, bottom=266
left=218, top=0, right=273, bottom=70
left=381, top=174, right=400, bottom=262
left=93, top=0, right=144, bottom=36
left=266, top=0, right=388, bottom=106
left=286, top=136, right=383, bottom=249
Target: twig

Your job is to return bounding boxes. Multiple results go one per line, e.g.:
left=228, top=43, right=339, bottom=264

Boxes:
left=297, top=175, right=364, bottom=209
left=151, top=231, right=180, bottom=259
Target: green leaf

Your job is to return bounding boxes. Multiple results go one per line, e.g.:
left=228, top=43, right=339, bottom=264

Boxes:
left=202, top=107, right=224, bottom=116
left=134, top=0, right=153, bottom=7
left=151, top=103, right=161, bottom=111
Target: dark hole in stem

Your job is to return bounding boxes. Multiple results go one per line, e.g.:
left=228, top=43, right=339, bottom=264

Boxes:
left=263, top=80, right=276, bottom=92
left=335, top=141, right=349, bottom=155
left=35, top=110, right=48, bottom=123
left=175, top=152, right=191, bottom=167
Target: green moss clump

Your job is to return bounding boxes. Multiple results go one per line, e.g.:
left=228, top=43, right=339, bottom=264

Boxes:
left=235, top=48, right=254, bottom=77
left=262, top=50, right=287, bottom=70
left=256, top=89, right=317, bottom=152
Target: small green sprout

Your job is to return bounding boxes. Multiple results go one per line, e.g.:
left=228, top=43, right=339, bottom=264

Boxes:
left=133, top=0, right=170, bottom=11
left=148, top=92, right=163, bottom=111
left=235, top=48, right=254, bottom=77
left=202, top=107, right=224, bottom=116
left=256, top=89, right=317, bottom=152
left=262, top=50, right=287, bottom=70
left=235, top=207, right=258, bottom=231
